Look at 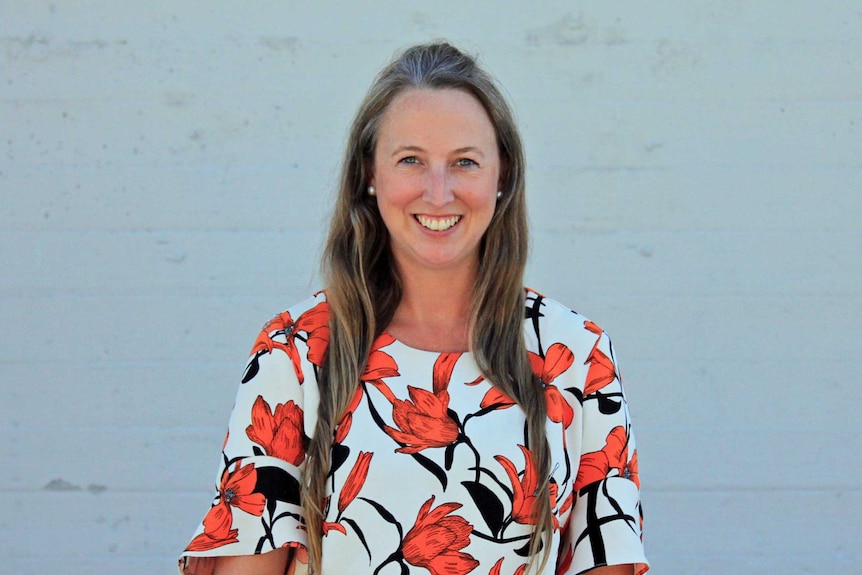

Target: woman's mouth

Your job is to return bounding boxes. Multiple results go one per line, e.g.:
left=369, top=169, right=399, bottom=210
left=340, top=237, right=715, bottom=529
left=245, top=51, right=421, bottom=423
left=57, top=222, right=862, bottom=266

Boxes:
left=415, top=214, right=461, bottom=231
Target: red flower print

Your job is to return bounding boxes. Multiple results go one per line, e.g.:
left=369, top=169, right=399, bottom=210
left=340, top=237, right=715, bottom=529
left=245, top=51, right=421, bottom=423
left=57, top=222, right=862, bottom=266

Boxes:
left=464, top=374, right=486, bottom=387
left=302, top=304, right=330, bottom=367
left=628, top=450, right=639, bottom=489
left=433, top=352, right=461, bottom=394
left=544, top=384, right=574, bottom=428
left=584, top=320, right=602, bottom=337
left=583, top=346, right=616, bottom=396
left=489, top=558, right=526, bottom=575
left=528, top=343, right=574, bottom=385
left=402, top=496, right=479, bottom=575
left=337, top=451, right=373, bottom=515
left=362, top=333, right=400, bottom=381
left=219, top=462, right=266, bottom=515
left=185, top=501, right=238, bottom=551
left=322, top=452, right=372, bottom=536
left=480, top=344, right=575, bottom=426
left=334, top=386, right=364, bottom=444
left=479, top=386, right=516, bottom=410
left=321, top=521, right=346, bottom=535
left=321, top=495, right=347, bottom=536
left=250, top=302, right=330, bottom=384
left=604, top=425, right=640, bottom=489
left=495, top=446, right=560, bottom=530
left=495, top=445, right=540, bottom=526
left=246, top=395, right=306, bottom=466
left=480, top=384, right=573, bottom=429
left=383, top=386, right=460, bottom=454
left=582, top=320, right=617, bottom=396
left=529, top=343, right=575, bottom=427
left=185, top=462, right=265, bottom=552
left=548, top=479, right=561, bottom=531
left=525, top=287, right=544, bottom=297
left=574, top=426, right=639, bottom=491
left=574, top=449, right=611, bottom=493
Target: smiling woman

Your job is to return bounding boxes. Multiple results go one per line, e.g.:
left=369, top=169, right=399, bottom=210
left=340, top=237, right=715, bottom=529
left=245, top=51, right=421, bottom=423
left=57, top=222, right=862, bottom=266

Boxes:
left=179, top=42, right=648, bottom=575
left=371, top=88, right=501, bottom=345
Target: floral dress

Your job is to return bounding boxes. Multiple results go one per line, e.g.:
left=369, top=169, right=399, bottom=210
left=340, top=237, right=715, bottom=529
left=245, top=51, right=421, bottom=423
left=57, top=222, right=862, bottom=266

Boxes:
left=180, top=290, right=648, bottom=575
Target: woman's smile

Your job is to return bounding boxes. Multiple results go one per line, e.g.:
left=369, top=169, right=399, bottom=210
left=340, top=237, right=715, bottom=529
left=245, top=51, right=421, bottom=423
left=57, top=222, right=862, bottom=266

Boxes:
left=414, top=214, right=462, bottom=232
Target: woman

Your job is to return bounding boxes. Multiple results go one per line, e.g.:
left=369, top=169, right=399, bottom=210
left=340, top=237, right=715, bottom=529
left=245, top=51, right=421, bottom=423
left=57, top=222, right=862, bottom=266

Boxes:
left=180, top=42, right=648, bottom=575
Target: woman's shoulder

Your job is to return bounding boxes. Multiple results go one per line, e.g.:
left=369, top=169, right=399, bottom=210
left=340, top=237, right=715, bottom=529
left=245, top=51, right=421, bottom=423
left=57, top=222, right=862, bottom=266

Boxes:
left=255, top=291, right=330, bottom=342
left=242, top=291, right=330, bottom=385
left=523, top=287, right=611, bottom=351
left=265, top=290, right=329, bottom=326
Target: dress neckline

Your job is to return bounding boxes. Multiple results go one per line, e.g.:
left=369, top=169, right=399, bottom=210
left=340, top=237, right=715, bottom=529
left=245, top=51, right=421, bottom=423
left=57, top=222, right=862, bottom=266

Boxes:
left=380, top=330, right=473, bottom=356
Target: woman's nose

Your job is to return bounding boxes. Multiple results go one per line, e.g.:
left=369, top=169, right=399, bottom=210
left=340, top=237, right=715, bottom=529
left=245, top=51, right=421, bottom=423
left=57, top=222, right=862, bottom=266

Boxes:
left=422, top=165, right=454, bottom=206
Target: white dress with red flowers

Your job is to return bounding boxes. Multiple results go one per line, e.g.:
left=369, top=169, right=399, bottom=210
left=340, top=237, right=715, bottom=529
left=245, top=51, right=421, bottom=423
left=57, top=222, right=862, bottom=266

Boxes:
left=180, top=290, right=649, bottom=575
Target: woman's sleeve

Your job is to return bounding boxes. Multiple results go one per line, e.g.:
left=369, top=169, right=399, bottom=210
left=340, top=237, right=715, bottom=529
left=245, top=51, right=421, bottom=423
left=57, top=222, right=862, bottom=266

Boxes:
left=179, top=305, right=326, bottom=575
left=557, top=327, right=649, bottom=575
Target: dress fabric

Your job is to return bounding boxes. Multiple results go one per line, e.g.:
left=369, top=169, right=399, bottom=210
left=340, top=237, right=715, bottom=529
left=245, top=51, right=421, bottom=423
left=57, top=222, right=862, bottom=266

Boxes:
left=180, top=290, right=648, bottom=575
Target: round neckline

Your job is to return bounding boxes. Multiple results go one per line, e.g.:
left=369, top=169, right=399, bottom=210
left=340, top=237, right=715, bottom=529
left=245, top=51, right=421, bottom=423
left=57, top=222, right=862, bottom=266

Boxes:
left=381, top=330, right=473, bottom=356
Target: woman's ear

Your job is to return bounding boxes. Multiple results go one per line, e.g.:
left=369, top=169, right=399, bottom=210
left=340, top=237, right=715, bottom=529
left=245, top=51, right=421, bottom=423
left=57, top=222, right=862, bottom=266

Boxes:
left=498, top=158, right=508, bottom=192
left=366, top=161, right=375, bottom=188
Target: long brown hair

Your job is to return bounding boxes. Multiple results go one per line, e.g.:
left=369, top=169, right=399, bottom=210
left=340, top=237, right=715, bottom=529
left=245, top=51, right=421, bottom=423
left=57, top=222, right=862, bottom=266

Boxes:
left=302, top=41, right=552, bottom=573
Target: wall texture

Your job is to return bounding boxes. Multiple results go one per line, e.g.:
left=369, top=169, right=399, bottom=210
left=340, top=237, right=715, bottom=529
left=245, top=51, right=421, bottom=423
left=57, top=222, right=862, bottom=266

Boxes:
left=2, top=2, right=860, bottom=573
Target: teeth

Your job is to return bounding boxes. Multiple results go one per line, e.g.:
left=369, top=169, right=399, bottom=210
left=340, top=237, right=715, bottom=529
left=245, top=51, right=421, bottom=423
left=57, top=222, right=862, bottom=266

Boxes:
left=416, top=215, right=461, bottom=231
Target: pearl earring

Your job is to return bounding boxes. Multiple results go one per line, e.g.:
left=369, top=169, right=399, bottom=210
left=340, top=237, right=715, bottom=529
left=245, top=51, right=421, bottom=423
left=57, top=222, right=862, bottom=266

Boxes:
left=367, top=185, right=376, bottom=196
left=496, top=190, right=503, bottom=199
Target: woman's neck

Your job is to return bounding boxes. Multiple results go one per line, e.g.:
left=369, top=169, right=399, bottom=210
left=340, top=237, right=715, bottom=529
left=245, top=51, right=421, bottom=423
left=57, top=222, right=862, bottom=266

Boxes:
left=387, top=264, right=476, bottom=353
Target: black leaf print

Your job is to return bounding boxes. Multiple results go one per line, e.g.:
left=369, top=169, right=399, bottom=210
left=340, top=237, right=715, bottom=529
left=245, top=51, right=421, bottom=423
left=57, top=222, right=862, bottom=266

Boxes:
left=445, top=443, right=456, bottom=471
left=515, top=539, right=545, bottom=557
left=330, top=443, right=350, bottom=477
left=565, top=386, right=584, bottom=404
left=524, top=294, right=546, bottom=354
left=596, top=392, right=622, bottom=415
left=242, top=354, right=261, bottom=383
left=461, top=480, right=504, bottom=537
left=513, top=539, right=532, bottom=557
left=266, top=492, right=278, bottom=516
left=358, top=496, right=403, bottom=539
left=255, top=466, right=301, bottom=505
left=411, top=452, right=448, bottom=490
left=343, top=518, right=373, bottom=564
left=255, top=534, right=266, bottom=554
left=582, top=481, right=607, bottom=565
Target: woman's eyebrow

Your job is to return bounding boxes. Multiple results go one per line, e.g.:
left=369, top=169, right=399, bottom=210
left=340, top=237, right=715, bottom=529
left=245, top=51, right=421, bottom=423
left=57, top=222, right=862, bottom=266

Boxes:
left=390, top=144, right=426, bottom=156
left=389, top=145, right=485, bottom=157
left=452, top=146, right=484, bottom=157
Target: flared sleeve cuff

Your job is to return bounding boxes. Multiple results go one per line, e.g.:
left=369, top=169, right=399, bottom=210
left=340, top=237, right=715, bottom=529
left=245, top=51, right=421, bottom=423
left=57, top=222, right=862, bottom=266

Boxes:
left=560, top=477, right=648, bottom=575
left=178, top=455, right=308, bottom=575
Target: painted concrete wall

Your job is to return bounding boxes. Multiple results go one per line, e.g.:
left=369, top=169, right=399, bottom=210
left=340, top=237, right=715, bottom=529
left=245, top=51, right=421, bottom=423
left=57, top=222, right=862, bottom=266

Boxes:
left=2, top=2, right=860, bottom=573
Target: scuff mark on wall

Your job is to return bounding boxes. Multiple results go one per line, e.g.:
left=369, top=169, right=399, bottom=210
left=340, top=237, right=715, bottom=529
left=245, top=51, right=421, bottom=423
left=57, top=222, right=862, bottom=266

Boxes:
left=44, top=478, right=81, bottom=491
left=526, top=13, right=590, bottom=47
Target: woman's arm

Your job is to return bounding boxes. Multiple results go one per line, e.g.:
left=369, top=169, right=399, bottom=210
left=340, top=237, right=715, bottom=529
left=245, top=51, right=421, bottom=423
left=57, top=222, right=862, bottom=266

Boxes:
left=588, top=565, right=635, bottom=575
left=212, top=547, right=292, bottom=575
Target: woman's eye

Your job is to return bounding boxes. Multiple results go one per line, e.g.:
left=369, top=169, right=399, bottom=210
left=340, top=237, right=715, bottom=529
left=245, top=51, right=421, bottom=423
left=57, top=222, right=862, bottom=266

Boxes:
left=399, top=156, right=419, bottom=165
left=457, top=158, right=478, bottom=167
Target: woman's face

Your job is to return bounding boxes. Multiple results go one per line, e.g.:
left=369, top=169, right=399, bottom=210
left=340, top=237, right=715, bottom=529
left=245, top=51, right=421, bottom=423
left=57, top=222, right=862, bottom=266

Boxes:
left=371, top=88, right=501, bottom=279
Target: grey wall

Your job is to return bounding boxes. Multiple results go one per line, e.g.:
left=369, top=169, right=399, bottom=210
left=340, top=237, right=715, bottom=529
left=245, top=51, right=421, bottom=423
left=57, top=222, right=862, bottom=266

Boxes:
left=2, top=2, right=860, bottom=573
